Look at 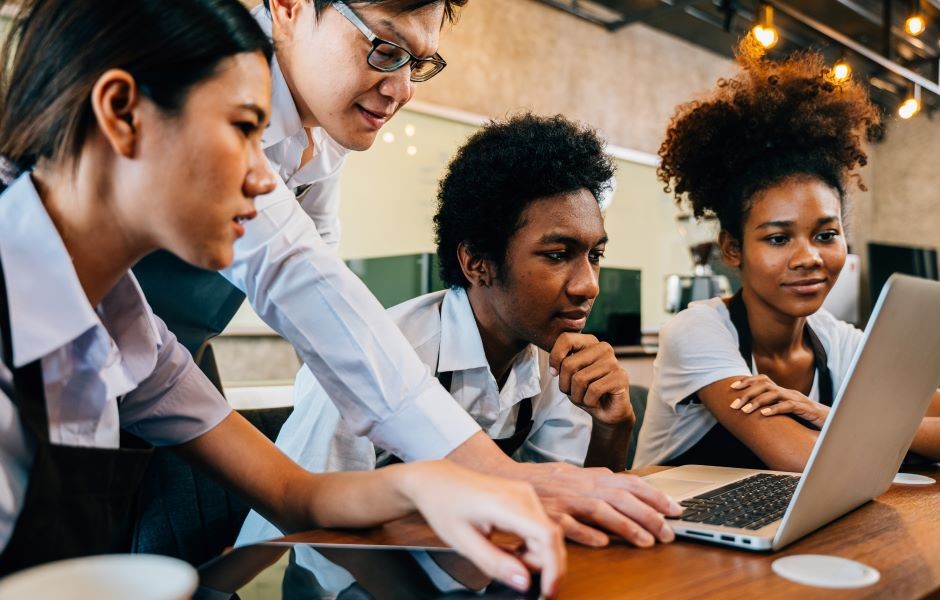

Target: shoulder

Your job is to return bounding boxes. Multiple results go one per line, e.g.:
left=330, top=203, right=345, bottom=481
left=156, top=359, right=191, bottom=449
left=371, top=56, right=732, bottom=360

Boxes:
left=659, top=297, right=738, bottom=353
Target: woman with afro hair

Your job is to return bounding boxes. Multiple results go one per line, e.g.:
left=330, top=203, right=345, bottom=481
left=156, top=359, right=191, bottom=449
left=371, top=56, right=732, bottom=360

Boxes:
left=633, top=38, right=940, bottom=471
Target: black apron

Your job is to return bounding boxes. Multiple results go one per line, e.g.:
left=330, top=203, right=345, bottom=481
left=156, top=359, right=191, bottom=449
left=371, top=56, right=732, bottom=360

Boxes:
left=133, top=251, right=245, bottom=392
left=0, top=256, right=153, bottom=576
left=384, top=370, right=535, bottom=465
left=667, top=291, right=834, bottom=469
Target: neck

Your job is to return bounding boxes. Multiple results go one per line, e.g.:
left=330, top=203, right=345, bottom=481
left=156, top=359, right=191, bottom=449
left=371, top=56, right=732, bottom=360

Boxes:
left=33, top=157, right=152, bottom=307
left=740, top=286, right=807, bottom=359
left=465, top=287, right=528, bottom=387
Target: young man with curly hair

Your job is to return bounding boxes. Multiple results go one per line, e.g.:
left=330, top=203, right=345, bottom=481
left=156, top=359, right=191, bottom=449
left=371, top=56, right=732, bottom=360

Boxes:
left=634, top=39, right=940, bottom=471
left=239, top=115, right=681, bottom=574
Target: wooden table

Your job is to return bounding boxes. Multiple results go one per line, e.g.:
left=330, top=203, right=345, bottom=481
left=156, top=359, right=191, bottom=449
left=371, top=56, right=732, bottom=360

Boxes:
left=203, top=465, right=940, bottom=599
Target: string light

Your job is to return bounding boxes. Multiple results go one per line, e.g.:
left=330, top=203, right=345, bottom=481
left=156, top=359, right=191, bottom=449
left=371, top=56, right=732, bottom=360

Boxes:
left=831, top=57, right=852, bottom=82
left=752, top=4, right=779, bottom=49
left=898, top=85, right=922, bottom=119
left=905, top=11, right=927, bottom=36
left=382, top=132, right=395, bottom=143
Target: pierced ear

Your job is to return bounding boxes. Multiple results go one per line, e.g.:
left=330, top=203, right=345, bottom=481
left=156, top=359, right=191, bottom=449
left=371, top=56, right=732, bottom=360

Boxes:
left=719, top=230, right=742, bottom=269
left=457, top=242, right=493, bottom=288
left=90, top=69, right=141, bottom=159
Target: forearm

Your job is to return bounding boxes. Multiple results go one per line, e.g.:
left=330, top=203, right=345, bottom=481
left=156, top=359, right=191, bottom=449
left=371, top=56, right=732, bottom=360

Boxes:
left=176, top=413, right=417, bottom=533
left=909, top=417, right=940, bottom=461
left=583, top=419, right=632, bottom=471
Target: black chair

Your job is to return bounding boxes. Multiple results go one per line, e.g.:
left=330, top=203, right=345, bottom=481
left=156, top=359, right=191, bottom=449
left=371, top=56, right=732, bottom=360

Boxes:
left=626, top=385, right=648, bottom=470
left=132, top=406, right=293, bottom=566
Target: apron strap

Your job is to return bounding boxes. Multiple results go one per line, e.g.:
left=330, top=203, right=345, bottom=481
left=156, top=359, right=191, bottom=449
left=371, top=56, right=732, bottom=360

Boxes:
left=0, top=252, right=52, bottom=442
left=728, top=291, right=834, bottom=406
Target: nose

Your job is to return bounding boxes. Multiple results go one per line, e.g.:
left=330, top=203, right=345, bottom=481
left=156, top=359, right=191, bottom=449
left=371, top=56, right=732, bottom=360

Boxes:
left=243, top=141, right=277, bottom=199
left=789, top=237, right=823, bottom=270
left=376, top=65, right=415, bottom=107
left=567, top=256, right=600, bottom=301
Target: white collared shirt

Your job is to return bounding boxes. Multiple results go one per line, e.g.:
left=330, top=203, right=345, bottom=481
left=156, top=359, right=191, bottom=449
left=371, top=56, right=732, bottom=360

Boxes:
left=219, top=8, right=481, bottom=464
left=0, top=174, right=232, bottom=553
left=237, top=287, right=592, bottom=547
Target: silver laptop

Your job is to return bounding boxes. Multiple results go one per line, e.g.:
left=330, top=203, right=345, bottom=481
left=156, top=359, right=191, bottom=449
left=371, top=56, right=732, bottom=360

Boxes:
left=644, top=273, right=940, bottom=551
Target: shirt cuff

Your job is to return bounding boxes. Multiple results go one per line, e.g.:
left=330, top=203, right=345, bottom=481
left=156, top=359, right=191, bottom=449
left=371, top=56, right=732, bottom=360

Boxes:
left=369, top=385, right=481, bottom=462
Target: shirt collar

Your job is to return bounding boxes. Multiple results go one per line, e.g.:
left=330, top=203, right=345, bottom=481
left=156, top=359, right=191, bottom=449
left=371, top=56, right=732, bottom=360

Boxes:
left=0, top=173, right=160, bottom=371
left=437, top=288, right=543, bottom=399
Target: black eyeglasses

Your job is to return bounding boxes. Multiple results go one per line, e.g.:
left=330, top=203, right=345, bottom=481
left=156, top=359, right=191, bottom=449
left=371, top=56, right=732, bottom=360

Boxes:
left=333, top=1, right=447, bottom=83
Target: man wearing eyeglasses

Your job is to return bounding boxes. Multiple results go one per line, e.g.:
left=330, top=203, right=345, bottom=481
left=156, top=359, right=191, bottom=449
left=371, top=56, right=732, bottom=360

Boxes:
left=135, top=0, right=679, bottom=550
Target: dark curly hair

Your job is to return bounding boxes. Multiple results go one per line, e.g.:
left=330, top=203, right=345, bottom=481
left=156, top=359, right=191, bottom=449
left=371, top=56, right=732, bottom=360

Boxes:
left=435, top=113, right=615, bottom=288
left=657, top=37, right=882, bottom=241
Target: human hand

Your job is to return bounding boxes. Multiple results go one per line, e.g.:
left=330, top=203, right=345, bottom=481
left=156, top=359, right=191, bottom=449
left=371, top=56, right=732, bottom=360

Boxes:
left=509, top=461, right=682, bottom=548
left=729, top=375, right=830, bottom=429
left=401, top=461, right=566, bottom=598
left=549, top=333, right=634, bottom=426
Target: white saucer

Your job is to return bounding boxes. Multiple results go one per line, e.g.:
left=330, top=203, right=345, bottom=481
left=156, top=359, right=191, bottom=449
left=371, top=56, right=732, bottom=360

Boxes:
left=772, top=554, right=880, bottom=589
left=893, top=472, right=936, bottom=485
left=0, top=554, right=197, bottom=600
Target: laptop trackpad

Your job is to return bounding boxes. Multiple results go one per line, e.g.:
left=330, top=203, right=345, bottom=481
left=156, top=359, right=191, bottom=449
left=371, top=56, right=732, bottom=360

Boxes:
left=644, top=478, right=713, bottom=500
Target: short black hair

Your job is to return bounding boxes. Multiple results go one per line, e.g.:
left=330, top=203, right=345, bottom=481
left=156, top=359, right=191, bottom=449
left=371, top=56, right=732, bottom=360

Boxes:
left=262, top=0, right=467, bottom=24
left=435, top=113, right=615, bottom=289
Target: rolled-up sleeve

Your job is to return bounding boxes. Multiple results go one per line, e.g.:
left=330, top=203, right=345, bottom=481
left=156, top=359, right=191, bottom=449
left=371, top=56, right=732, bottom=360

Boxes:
left=119, top=317, right=231, bottom=446
left=221, top=181, right=480, bottom=461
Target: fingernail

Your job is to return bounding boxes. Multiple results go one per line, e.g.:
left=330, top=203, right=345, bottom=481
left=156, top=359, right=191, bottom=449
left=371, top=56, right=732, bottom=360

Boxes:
left=730, top=380, right=743, bottom=389
left=668, top=497, right=682, bottom=514
left=549, top=366, right=558, bottom=378
left=509, top=572, right=529, bottom=591
left=659, top=522, right=675, bottom=542
left=742, top=403, right=753, bottom=413
left=730, top=398, right=742, bottom=409
left=761, top=407, right=772, bottom=415
left=638, top=531, right=655, bottom=547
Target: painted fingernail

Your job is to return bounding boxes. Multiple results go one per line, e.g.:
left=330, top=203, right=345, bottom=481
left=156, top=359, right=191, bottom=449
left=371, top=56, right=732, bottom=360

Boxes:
left=730, top=399, right=742, bottom=409
left=508, top=572, right=529, bottom=591
left=549, top=366, right=558, bottom=378
left=742, top=403, right=753, bottom=413
left=761, top=408, right=772, bottom=416
left=730, top=380, right=744, bottom=389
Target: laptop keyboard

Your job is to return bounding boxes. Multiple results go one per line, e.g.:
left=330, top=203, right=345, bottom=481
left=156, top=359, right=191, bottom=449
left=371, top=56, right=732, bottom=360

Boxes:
left=677, top=473, right=800, bottom=530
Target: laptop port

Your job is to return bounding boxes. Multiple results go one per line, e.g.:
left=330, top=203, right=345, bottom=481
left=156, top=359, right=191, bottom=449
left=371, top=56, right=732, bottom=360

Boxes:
left=742, top=539, right=752, bottom=545
left=720, top=535, right=735, bottom=542
left=686, top=530, right=714, bottom=539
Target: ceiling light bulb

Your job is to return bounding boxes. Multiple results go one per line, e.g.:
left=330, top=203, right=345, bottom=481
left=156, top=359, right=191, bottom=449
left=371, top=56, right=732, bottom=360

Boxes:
left=752, top=24, right=779, bottom=49
left=898, top=97, right=921, bottom=119
left=382, top=132, right=395, bottom=143
left=905, top=14, right=927, bottom=36
left=832, top=61, right=851, bottom=82
left=404, top=124, right=416, bottom=137
left=406, top=145, right=417, bottom=156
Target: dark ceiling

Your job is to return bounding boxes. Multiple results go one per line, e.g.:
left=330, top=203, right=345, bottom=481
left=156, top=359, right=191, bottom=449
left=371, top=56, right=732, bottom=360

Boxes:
left=538, top=0, right=940, bottom=115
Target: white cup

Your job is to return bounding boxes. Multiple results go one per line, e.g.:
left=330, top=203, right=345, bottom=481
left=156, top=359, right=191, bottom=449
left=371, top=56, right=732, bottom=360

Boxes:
left=0, top=554, right=198, bottom=600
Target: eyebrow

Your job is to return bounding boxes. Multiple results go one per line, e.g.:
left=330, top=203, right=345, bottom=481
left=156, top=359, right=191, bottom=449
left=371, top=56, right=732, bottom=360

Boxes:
left=538, top=233, right=609, bottom=247
left=378, top=17, right=434, bottom=58
left=755, top=216, right=839, bottom=229
left=238, top=103, right=268, bottom=123
left=378, top=18, right=409, bottom=46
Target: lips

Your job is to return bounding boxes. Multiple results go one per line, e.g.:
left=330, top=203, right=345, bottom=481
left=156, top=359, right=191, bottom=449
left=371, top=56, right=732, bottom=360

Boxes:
left=781, top=278, right=827, bottom=294
left=555, top=309, right=590, bottom=330
left=356, top=104, right=392, bottom=129
left=232, top=210, right=257, bottom=238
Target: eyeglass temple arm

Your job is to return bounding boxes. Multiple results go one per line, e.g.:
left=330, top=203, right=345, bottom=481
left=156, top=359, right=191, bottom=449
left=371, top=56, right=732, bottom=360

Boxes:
left=333, top=1, right=376, bottom=43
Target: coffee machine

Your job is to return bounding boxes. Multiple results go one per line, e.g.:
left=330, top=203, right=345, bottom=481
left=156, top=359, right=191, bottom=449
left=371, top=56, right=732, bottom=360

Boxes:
left=665, top=214, right=731, bottom=313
